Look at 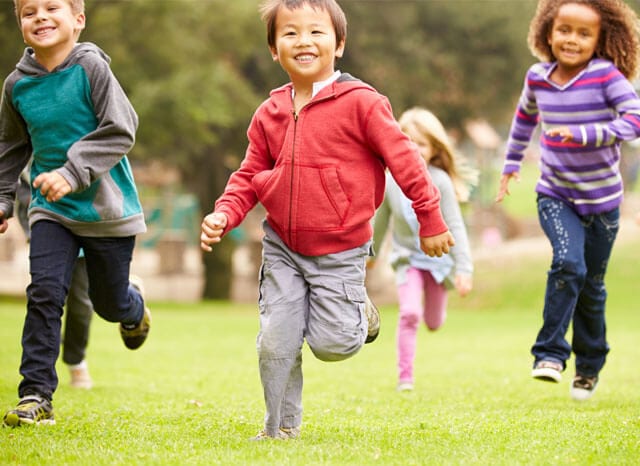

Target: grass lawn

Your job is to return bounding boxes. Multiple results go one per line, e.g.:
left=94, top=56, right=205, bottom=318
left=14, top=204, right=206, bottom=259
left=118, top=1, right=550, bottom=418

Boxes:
left=1, top=237, right=640, bottom=465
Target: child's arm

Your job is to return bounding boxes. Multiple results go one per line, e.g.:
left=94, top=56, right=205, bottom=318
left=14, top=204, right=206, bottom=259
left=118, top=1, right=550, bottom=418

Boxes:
left=419, top=231, right=455, bottom=257
left=58, top=51, right=138, bottom=193
left=548, top=67, right=640, bottom=147
left=0, top=77, right=32, bottom=220
left=454, top=273, right=472, bottom=297
left=496, top=172, right=521, bottom=202
left=32, top=171, right=71, bottom=203
left=200, top=212, right=228, bottom=252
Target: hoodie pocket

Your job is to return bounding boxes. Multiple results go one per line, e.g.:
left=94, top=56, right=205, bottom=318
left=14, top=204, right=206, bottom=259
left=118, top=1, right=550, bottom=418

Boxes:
left=296, top=165, right=350, bottom=230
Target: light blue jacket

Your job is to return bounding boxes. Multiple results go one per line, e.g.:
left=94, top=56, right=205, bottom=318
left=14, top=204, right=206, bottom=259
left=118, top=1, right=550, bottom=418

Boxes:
left=373, top=168, right=472, bottom=287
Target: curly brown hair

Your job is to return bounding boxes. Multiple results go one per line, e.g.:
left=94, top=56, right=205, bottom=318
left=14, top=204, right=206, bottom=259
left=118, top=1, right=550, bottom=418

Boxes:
left=527, top=0, right=640, bottom=79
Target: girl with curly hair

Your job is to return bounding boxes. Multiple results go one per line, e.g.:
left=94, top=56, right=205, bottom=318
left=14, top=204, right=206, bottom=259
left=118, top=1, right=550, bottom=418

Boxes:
left=496, top=0, right=640, bottom=401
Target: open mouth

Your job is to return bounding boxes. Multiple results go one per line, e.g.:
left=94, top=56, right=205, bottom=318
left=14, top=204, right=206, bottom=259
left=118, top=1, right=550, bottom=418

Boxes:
left=295, top=54, right=316, bottom=63
left=34, top=26, right=56, bottom=37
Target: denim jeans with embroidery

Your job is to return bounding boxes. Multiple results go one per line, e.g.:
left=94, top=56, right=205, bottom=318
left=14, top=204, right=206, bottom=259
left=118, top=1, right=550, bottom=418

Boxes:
left=532, top=195, right=619, bottom=377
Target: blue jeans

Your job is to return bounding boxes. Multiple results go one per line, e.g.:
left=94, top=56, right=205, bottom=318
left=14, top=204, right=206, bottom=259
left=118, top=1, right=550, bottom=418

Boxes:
left=19, top=221, right=144, bottom=400
left=533, top=196, right=619, bottom=377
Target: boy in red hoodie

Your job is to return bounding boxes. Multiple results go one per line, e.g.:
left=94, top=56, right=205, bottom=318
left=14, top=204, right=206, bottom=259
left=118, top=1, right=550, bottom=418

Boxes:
left=200, top=0, right=454, bottom=440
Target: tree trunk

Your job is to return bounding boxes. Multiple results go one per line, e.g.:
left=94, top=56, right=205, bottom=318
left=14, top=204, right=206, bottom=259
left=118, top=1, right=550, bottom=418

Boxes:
left=200, top=240, right=234, bottom=299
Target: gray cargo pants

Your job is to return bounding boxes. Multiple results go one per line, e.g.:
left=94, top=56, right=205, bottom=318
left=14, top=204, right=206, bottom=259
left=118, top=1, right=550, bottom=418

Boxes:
left=257, top=222, right=369, bottom=436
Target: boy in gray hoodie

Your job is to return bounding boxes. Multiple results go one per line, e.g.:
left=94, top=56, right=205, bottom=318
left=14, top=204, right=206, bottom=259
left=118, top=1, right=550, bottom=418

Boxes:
left=0, top=0, right=150, bottom=426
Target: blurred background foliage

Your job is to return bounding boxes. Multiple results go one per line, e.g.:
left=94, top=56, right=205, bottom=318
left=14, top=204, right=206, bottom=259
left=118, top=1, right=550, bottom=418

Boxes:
left=1, top=0, right=638, bottom=298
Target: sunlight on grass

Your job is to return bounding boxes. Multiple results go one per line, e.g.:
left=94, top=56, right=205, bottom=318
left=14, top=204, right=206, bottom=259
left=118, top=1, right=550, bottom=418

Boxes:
left=1, top=239, right=640, bottom=465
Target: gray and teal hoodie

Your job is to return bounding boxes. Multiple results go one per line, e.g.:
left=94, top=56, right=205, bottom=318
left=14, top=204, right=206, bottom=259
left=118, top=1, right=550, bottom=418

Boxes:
left=0, top=42, right=145, bottom=237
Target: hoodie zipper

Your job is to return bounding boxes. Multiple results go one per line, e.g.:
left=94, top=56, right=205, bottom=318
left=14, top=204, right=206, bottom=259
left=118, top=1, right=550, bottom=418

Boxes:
left=287, top=108, right=298, bottom=246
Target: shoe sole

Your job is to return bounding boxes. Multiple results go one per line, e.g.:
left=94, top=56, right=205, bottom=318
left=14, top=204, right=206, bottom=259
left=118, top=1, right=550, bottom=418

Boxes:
left=364, top=297, right=380, bottom=344
left=3, top=413, right=56, bottom=427
left=120, top=307, right=152, bottom=350
left=531, top=367, right=562, bottom=383
left=570, top=383, right=598, bottom=401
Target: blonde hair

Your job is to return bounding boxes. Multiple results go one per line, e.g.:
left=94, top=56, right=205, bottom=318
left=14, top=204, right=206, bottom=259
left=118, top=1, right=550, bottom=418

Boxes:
left=399, top=107, right=478, bottom=203
left=13, top=0, right=85, bottom=21
left=527, top=0, right=640, bottom=79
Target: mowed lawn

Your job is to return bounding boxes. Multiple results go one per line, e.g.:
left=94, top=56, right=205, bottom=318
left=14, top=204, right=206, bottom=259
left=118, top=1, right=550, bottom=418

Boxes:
left=1, top=230, right=639, bottom=465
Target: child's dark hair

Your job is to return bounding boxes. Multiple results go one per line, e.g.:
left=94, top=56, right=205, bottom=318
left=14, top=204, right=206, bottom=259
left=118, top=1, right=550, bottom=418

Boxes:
left=528, top=0, right=640, bottom=79
left=259, top=0, right=347, bottom=50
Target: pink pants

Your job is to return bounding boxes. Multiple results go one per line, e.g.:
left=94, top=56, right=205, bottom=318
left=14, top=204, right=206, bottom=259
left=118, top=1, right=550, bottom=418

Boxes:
left=396, top=267, right=448, bottom=384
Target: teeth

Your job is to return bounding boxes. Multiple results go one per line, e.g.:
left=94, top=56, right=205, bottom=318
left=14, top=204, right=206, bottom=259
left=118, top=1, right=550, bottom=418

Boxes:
left=296, top=54, right=314, bottom=62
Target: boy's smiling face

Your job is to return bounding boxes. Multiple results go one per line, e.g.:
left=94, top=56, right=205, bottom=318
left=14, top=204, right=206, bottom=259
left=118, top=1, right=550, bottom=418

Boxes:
left=269, top=3, right=345, bottom=89
left=17, top=0, right=85, bottom=63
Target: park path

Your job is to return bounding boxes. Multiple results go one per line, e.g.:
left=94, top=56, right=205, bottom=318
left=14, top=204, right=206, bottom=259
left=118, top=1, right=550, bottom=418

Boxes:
left=0, top=202, right=638, bottom=304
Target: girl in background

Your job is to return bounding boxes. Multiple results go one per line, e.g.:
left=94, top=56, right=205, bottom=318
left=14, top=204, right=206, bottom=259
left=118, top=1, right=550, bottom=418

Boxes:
left=496, top=0, right=640, bottom=400
left=371, top=107, right=477, bottom=392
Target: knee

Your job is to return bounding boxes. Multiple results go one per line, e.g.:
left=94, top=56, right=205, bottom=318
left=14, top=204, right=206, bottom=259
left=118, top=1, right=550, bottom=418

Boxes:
left=27, top=281, right=65, bottom=309
left=307, top=331, right=362, bottom=362
left=426, top=318, right=445, bottom=332
left=552, top=258, right=586, bottom=286
left=257, top=326, right=304, bottom=360
left=399, top=311, right=420, bottom=329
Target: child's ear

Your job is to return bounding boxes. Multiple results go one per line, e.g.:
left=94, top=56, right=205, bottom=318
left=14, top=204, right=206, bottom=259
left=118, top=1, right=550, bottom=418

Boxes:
left=335, top=39, right=345, bottom=59
left=75, top=13, right=86, bottom=31
left=269, top=46, right=279, bottom=62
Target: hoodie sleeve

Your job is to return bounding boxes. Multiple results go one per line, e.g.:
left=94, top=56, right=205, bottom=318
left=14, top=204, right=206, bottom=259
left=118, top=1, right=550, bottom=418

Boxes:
left=364, top=95, right=447, bottom=238
left=0, top=76, right=32, bottom=218
left=57, top=47, right=138, bottom=192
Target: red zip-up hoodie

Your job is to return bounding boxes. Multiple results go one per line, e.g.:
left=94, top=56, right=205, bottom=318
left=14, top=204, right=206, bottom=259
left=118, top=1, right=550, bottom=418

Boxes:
left=214, top=74, right=447, bottom=256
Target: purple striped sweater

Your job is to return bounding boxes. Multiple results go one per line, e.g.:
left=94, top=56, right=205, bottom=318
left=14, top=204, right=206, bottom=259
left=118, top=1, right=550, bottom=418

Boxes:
left=503, top=58, right=640, bottom=215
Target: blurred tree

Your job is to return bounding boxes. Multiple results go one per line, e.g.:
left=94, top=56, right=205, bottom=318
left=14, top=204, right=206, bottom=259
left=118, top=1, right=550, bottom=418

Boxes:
left=81, top=0, right=264, bottom=299
left=6, top=0, right=636, bottom=299
left=340, top=0, right=537, bottom=130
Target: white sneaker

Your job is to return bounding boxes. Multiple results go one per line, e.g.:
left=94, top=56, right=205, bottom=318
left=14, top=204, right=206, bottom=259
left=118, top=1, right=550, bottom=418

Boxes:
left=570, top=375, right=598, bottom=401
left=397, top=382, right=414, bottom=392
left=68, top=361, right=93, bottom=389
left=531, top=360, right=562, bottom=383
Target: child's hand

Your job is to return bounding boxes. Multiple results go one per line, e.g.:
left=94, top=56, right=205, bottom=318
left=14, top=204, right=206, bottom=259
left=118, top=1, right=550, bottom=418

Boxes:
left=496, top=172, right=520, bottom=203
left=33, top=171, right=71, bottom=202
left=0, top=212, right=8, bottom=234
left=200, top=212, right=228, bottom=252
left=454, top=273, right=472, bottom=297
left=636, top=212, right=640, bottom=226
left=545, top=126, right=573, bottom=143
left=420, top=231, right=455, bottom=257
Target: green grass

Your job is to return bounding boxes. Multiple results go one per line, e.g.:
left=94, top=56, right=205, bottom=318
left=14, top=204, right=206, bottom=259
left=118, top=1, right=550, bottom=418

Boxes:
left=1, top=239, right=640, bottom=465
left=496, top=162, right=539, bottom=220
